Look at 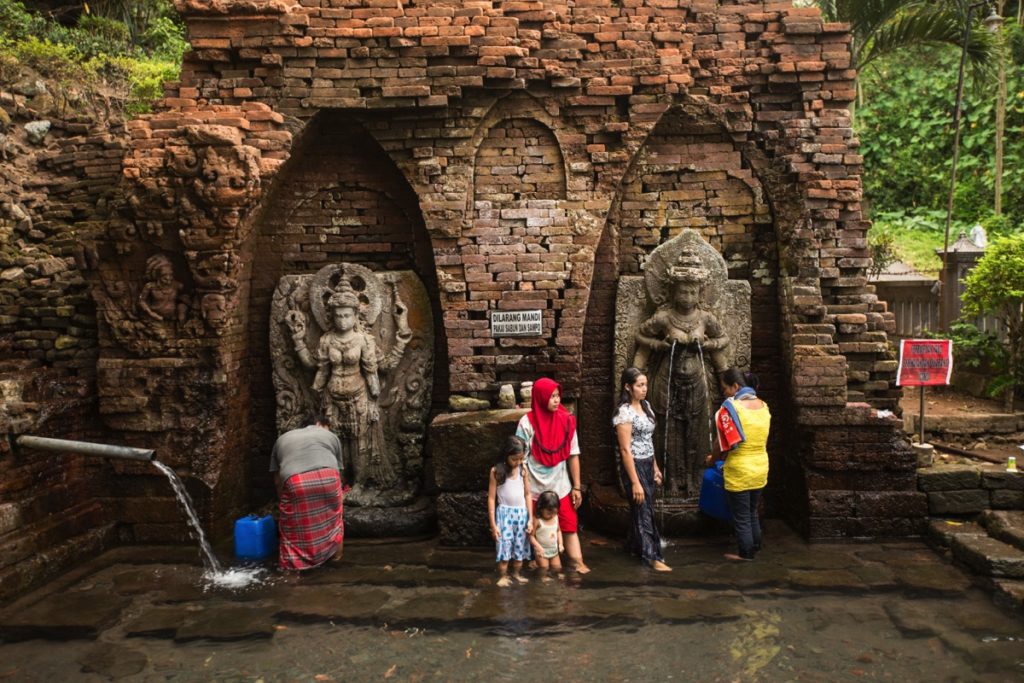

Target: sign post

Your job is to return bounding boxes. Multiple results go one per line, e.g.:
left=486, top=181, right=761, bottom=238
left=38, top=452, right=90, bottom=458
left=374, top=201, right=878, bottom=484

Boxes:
left=897, top=339, right=954, bottom=445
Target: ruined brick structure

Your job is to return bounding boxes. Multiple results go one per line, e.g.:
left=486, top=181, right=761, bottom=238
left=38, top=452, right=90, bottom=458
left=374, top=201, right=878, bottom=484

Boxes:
left=1, top=0, right=925, bottom=598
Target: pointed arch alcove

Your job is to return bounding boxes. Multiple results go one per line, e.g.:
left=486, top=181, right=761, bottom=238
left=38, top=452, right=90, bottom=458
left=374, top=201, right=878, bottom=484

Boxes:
left=243, top=111, right=448, bottom=511
left=581, top=104, right=781, bottom=498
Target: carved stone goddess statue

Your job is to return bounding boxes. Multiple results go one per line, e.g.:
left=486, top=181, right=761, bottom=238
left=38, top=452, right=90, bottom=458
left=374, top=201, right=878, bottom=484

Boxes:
left=274, top=263, right=422, bottom=506
left=633, top=244, right=730, bottom=498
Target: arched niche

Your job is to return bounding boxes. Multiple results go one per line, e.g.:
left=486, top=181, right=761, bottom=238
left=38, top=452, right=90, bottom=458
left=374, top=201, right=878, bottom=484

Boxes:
left=451, top=111, right=572, bottom=389
left=473, top=117, right=567, bottom=206
left=580, top=105, right=779, bottom=487
left=243, top=111, right=448, bottom=500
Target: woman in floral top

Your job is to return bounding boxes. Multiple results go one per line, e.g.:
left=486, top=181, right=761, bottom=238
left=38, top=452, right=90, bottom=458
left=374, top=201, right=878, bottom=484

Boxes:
left=613, top=367, right=671, bottom=571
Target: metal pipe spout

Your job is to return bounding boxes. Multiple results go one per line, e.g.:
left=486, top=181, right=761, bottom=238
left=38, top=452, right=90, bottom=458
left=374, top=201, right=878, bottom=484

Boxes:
left=16, top=435, right=156, bottom=461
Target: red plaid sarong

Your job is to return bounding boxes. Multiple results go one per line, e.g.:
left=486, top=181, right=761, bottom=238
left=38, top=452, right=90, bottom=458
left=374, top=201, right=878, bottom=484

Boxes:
left=278, top=467, right=344, bottom=571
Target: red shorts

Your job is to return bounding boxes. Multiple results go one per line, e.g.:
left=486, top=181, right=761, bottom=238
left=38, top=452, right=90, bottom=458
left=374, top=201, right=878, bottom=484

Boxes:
left=534, top=494, right=578, bottom=534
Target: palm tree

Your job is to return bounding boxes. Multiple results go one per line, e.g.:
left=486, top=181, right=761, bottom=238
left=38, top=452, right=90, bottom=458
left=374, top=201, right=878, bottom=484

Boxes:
left=814, top=0, right=1001, bottom=73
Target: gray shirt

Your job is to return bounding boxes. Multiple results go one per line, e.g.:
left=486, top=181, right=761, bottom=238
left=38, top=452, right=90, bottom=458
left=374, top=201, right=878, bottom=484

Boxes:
left=269, top=425, right=344, bottom=483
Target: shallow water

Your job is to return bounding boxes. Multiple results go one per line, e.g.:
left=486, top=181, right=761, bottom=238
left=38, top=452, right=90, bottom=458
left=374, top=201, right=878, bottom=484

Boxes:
left=2, top=525, right=1024, bottom=682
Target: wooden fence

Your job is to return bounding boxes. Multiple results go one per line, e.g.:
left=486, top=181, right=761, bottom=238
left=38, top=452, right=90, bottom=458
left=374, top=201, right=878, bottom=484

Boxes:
left=874, top=278, right=1005, bottom=340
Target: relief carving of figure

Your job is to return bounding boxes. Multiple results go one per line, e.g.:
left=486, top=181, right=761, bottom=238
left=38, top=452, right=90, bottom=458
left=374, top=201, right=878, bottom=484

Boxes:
left=273, top=263, right=430, bottom=507
left=138, top=254, right=188, bottom=323
left=633, top=244, right=730, bottom=498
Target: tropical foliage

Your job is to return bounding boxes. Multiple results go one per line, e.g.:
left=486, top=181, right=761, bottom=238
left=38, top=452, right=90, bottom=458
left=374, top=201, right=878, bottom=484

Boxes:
left=814, top=0, right=1003, bottom=72
left=852, top=16, right=1024, bottom=273
left=0, top=0, right=187, bottom=115
left=960, top=233, right=1024, bottom=407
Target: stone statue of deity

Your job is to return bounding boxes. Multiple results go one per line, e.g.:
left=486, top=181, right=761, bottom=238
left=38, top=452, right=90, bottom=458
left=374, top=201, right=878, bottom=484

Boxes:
left=614, top=229, right=751, bottom=501
left=271, top=263, right=433, bottom=508
left=633, top=245, right=729, bottom=497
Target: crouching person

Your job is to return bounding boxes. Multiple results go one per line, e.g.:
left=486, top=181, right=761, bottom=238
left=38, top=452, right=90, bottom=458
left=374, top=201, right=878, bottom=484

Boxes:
left=270, top=414, right=345, bottom=571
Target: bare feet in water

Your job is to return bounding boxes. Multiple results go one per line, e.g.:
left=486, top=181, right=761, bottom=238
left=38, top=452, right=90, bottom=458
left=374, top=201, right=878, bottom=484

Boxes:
left=574, top=563, right=591, bottom=574
left=512, top=574, right=529, bottom=584
left=723, top=553, right=752, bottom=562
left=496, top=576, right=512, bottom=587
left=651, top=560, right=672, bottom=572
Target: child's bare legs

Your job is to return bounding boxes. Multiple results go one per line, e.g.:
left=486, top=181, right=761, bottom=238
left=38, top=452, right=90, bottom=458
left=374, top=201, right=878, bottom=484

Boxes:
left=563, top=532, right=590, bottom=573
left=497, top=560, right=512, bottom=587
left=510, top=560, right=529, bottom=584
left=549, top=554, right=563, bottom=579
left=536, top=555, right=551, bottom=581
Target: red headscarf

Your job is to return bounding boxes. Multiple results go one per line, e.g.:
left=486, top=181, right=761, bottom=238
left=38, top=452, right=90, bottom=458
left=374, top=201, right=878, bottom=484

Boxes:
left=527, top=377, right=577, bottom=467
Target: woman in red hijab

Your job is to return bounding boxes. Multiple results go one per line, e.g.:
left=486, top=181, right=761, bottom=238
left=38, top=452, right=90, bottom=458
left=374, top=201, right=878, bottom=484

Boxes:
left=515, top=377, right=590, bottom=574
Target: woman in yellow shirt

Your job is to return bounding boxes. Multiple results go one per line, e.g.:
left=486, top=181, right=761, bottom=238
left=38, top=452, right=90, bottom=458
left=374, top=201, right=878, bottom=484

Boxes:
left=714, top=368, right=770, bottom=561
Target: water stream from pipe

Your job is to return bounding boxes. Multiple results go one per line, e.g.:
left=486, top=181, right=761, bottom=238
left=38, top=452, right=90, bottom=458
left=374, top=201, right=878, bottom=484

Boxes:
left=152, top=460, right=222, bottom=572
left=695, top=337, right=714, bottom=455
left=662, top=339, right=676, bottom=497
left=152, top=461, right=268, bottom=590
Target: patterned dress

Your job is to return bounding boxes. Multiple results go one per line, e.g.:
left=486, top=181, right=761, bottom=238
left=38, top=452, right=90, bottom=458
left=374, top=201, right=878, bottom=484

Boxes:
left=494, top=465, right=532, bottom=562
left=614, top=403, right=664, bottom=564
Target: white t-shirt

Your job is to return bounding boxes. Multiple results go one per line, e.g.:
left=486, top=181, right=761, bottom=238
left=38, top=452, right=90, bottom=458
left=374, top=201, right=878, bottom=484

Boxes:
left=516, top=414, right=579, bottom=500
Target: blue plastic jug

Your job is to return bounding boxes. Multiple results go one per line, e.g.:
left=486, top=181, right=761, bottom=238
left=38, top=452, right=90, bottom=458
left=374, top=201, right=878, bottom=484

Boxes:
left=698, top=461, right=732, bottom=522
left=234, top=514, right=277, bottom=560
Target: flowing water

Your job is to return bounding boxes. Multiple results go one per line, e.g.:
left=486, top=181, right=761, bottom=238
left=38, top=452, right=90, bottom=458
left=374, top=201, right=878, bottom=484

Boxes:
left=152, top=460, right=266, bottom=590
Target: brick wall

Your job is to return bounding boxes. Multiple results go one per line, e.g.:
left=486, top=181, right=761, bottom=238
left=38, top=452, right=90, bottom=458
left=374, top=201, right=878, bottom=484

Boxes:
left=0, top=0, right=919, bottom=578
left=0, top=92, right=128, bottom=601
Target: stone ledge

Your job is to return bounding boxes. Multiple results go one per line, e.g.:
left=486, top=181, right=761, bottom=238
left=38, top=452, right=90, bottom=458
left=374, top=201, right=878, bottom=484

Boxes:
left=919, top=463, right=1024, bottom=515
left=950, top=534, right=1024, bottom=579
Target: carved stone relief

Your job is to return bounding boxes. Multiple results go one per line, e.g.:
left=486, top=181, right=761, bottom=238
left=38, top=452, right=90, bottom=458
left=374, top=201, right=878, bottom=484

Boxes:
left=96, top=113, right=281, bottom=355
left=614, top=229, right=751, bottom=499
left=270, top=263, right=433, bottom=507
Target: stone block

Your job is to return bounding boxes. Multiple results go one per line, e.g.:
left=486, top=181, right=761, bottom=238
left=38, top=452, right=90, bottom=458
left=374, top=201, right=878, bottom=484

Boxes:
left=950, top=534, right=1024, bottom=578
left=436, top=491, right=489, bottom=546
left=927, top=489, right=989, bottom=515
left=982, top=470, right=1024, bottom=491
left=430, top=408, right=526, bottom=492
left=991, top=489, right=1024, bottom=510
left=854, top=491, right=928, bottom=518
left=0, top=590, right=130, bottom=641
left=917, top=465, right=980, bottom=492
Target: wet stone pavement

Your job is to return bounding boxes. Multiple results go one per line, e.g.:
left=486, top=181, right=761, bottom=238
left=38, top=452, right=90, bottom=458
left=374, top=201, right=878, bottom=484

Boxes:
left=1, top=522, right=1023, bottom=682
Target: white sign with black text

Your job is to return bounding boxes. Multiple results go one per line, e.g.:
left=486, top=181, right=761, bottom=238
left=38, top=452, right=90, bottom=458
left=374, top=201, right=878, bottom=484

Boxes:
left=491, top=310, right=543, bottom=337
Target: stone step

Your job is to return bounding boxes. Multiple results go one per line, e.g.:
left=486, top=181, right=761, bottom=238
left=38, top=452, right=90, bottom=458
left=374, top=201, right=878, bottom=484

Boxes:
left=993, top=579, right=1024, bottom=611
left=925, top=517, right=986, bottom=548
left=950, top=533, right=1024, bottom=579
left=0, top=522, right=117, bottom=603
left=980, top=510, right=1024, bottom=553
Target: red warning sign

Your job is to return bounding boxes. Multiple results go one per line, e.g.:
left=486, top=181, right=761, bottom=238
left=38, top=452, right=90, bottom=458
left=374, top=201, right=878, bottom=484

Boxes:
left=897, top=339, right=953, bottom=387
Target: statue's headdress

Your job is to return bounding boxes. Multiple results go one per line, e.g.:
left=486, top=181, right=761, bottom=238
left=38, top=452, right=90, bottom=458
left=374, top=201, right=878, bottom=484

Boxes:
left=327, top=278, right=361, bottom=311
left=666, top=245, right=708, bottom=285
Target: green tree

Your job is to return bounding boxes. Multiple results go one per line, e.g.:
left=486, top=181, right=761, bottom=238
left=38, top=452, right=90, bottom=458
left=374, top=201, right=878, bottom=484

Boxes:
left=813, top=0, right=1001, bottom=72
left=960, top=233, right=1024, bottom=410
left=856, top=38, right=1024, bottom=233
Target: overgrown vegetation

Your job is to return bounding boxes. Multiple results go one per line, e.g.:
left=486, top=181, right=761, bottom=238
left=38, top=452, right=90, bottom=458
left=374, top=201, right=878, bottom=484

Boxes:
left=0, top=0, right=187, bottom=116
left=960, top=233, right=1024, bottom=408
left=856, top=17, right=1024, bottom=274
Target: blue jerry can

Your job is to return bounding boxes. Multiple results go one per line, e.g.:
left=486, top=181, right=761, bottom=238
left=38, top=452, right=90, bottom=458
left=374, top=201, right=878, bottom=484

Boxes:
left=234, top=514, right=277, bottom=560
left=698, top=461, right=732, bottom=522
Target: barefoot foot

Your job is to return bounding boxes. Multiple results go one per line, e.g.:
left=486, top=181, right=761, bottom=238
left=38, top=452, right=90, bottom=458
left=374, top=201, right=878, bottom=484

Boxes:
left=651, top=560, right=672, bottom=572
left=512, top=574, right=529, bottom=584
left=723, top=553, right=752, bottom=562
left=573, top=563, right=591, bottom=574
left=496, top=576, right=512, bottom=587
